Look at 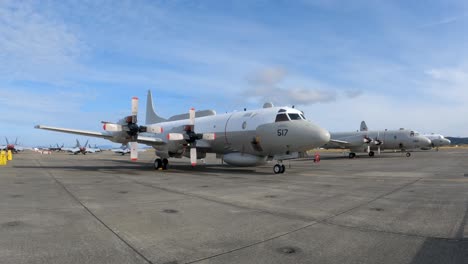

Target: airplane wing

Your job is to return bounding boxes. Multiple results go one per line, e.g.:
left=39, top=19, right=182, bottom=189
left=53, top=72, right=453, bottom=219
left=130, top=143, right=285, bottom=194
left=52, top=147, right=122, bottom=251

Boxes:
left=35, top=125, right=114, bottom=139
left=323, top=139, right=353, bottom=148
left=35, top=125, right=166, bottom=146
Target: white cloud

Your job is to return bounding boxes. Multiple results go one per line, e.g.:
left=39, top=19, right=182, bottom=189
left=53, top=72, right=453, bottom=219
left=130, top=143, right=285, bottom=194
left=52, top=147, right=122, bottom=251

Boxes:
left=243, top=67, right=361, bottom=106
left=0, top=1, right=84, bottom=82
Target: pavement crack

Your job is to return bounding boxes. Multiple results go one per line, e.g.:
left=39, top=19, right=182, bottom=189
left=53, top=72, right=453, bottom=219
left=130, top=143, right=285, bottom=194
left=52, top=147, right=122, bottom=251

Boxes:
left=35, top=159, right=155, bottom=264
left=118, top=175, right=316, bottom=223
left=320, top=177, right=424, bottom=222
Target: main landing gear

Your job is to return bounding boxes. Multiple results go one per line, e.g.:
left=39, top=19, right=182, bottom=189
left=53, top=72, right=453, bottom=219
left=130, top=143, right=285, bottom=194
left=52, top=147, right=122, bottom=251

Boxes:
left=154, top=158, right=169, bottom=170
left=405, top=152, right=411, bottom=157
left=273, top=163, right=286, bottom=174
left=348, top=152, right=356, bottom=159
left=368, top=151, right=375, bottom=157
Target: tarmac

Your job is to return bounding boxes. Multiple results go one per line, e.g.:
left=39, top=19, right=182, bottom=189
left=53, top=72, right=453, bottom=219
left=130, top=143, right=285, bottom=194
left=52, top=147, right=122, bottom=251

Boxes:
left=0, top=149, right=467, bottom=264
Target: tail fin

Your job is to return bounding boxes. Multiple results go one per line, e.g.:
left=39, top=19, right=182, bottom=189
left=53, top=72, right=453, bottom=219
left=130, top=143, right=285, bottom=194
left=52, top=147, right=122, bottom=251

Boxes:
left=146, top=90, right=167, bottom=124
left=75, top=139, right=80, bottom=148
left=5, top=137, right=9, bottom=144
left=84, top=140, right=89, bottom=148
left=360, top=121, right=368, bottom=132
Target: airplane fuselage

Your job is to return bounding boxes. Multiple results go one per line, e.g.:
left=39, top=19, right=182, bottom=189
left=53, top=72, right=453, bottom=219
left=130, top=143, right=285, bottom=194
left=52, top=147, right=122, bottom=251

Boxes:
left=140, top=106, right=330, bottom=165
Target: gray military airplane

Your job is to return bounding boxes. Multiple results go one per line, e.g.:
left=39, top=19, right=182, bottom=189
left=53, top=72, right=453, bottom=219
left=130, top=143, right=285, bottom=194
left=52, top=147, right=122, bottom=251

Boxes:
left=323, top=121, right=432, bottom=158
left=0, top=137, right=27, bottom=153
left=35, top=91, right=330, bottom=174
left=62, top=139, right=90, bottom=155
left=112, top=143, right=146, bottom=155
left=422, top=133, right=451, bottom=150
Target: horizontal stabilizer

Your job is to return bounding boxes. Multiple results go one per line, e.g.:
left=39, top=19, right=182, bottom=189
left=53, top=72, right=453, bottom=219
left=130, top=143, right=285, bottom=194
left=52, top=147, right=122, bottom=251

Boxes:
left=168, top=110, right=216, bottom=121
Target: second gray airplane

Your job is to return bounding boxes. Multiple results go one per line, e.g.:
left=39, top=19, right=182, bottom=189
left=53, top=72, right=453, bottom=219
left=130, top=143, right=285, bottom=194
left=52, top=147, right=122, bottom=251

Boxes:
left=324, top=121, right=432, bottom=158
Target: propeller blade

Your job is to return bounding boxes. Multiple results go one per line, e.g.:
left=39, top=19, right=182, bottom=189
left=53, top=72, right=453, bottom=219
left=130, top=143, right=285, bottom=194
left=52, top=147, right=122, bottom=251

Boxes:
left=131, top=97, right=138, bottom=123
left=202, top=133, right=216, bottom=140
left=147, top=125, right=163, bottom=134
left=130, top=141, right=138, bottom=161
left=190, top=147, right=197, bottom=166
left=189, top=108, right=195, bottom=125
left=167, top=133, right=184, bottom=141
left=103, top=123, right=123, bottom=132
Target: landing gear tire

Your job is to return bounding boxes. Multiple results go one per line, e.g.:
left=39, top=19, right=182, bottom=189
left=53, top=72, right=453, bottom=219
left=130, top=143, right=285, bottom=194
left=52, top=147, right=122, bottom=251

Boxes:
left=280, top=164, right=285, bottom=174
left=406, top=152, right=411, bottom=157
left=369, top=151, right=375, bottom=157
left=349, top=152, right=356, bottom=159
left=273, top=164, right=282, bottom=174
left=154, top=158, right=163, bottom=170
left=162, top=158, right=169, bottom=170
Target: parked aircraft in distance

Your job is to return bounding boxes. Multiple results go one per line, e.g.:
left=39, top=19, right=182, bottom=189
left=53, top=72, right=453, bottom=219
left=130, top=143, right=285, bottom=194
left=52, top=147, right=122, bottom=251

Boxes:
left=112, top=143, right=146, bottom=155
left=422, top=133, right=451, bottom=150
left=323, top=121, right=432, bottom=158
left=35, top=90, right=330, bottom=174
left=0, top=137, right=28, bottom=153
left=49, top=144, right=64, bottom=152
left=86, top=144, right=102, bottom=153
left=62, top=139, right=91, bottom=155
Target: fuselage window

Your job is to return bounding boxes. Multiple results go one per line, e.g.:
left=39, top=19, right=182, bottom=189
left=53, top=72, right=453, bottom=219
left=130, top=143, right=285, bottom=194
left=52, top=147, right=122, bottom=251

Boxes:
left=288, top=113, right=301, bottom=120
left=275, top=113, right=289, bottom=122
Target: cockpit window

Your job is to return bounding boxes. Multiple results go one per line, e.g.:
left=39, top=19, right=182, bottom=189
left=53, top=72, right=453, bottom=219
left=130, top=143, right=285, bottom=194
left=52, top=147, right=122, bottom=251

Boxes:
left=275, top=113, right=289, bottom=122
left=278, top=109, right=286, bottom=113
left=410, top=131, right=415, bottom=137
left=300, top=114, right=306, bottom=120
left=288, top=113, right=302, bottom=120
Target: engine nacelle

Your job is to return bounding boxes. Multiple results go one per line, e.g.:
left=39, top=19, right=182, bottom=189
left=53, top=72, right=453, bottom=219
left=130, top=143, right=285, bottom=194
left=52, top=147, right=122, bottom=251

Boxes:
left=223, top=153, right=267, bottom=167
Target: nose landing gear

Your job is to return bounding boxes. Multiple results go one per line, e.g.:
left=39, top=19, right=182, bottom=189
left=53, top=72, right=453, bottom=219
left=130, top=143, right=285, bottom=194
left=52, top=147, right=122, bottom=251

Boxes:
left=273, top=163, right=286, bottom=174
left=154, top=158, right=169, bottom=170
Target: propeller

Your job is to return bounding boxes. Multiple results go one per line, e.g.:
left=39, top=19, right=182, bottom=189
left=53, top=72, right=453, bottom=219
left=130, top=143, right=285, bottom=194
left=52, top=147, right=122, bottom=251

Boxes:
left=167, top=108, right=215, bottom=167
left=362, top=135, right=372, bottom=154
left=374, top=131, right=383, bottom=155
left=102, top=97, right=163, bottom=161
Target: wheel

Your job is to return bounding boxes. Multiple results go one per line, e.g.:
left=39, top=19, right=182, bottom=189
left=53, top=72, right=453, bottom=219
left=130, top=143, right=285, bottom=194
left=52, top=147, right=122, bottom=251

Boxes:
left=348, top=152, right=356, bottom=159
left=273, top=164, right=282, bottom=174
left=154, top=158, right=162, bottom=170
left=162, top=158, right=169, bottom=170
left=406, top=152, right=411, bottom=157
left=368, top=151, right=375, bottom=157
left=280, top=164, right=285, bottom=174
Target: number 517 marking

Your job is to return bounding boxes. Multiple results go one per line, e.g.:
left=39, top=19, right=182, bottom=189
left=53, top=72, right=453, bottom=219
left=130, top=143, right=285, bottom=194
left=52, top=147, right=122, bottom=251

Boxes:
left=277, top=129, right=288, bottom=136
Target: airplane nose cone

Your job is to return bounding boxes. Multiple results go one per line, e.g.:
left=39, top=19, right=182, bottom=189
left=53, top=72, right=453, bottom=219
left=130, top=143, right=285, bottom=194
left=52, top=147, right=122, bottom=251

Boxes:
left=321, top=129, right=331, bottom=145
left=445, top=139, right=451, bottom=145
left=303, top=123, right=331, bottom=149
left=422, top=137, right=432, bottom=147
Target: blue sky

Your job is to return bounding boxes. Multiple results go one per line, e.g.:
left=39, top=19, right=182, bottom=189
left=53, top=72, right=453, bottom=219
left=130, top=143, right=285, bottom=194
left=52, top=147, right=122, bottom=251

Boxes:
left=1, top=0, right=468, bottom=147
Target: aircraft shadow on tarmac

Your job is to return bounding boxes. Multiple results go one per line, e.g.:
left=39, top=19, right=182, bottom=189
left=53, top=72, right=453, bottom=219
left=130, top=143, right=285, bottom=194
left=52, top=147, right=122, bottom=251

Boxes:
left=13, top=159, right=272, bottom=175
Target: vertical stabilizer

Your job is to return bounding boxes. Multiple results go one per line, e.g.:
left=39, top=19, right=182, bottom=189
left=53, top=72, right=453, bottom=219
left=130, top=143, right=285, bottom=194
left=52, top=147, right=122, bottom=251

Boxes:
left=146, top=90, right=167, bottom=124
left=360, top=121, right=368, bottom=132
left=75, top=139, right=80, bottom=148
